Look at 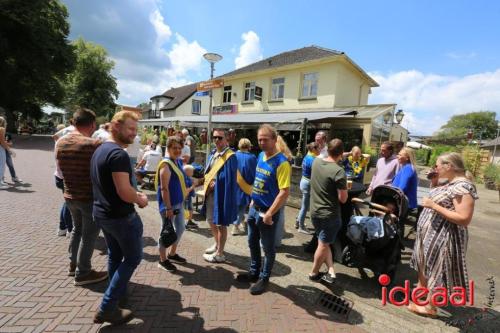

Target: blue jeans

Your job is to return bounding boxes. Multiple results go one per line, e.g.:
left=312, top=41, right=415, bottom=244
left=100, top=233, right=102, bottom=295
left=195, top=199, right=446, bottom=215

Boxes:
left=247, top=206, right=281, bottom=280
left=296, top=177, right=311, bottom=228
left=234, top=203, right=248, bottom=225
left=96, top=212, right=143, bottom=312
left=5, top=150, right=16, bottom=179
left=274, top=206, right=286, bottom=247
left=55, top=176, right=73, bottom=232
left=0, top=146, right=6, bottom=181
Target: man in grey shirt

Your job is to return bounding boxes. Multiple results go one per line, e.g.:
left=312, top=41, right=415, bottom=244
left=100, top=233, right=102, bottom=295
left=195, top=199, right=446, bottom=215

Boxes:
left=309, top=139, right=348, bottom=284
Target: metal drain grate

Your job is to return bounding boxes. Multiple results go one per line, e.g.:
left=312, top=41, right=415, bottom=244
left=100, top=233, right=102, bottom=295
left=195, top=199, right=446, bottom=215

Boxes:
left=316, top=291, right=353, bottom=318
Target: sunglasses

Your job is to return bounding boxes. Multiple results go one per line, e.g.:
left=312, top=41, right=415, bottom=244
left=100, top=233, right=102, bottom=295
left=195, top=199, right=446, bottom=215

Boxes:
left=212, top=136, right=224, bottom=141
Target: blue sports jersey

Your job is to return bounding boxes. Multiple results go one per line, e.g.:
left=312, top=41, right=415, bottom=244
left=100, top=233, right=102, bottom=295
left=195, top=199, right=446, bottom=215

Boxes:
left=251, top=151, right=291, bottom=208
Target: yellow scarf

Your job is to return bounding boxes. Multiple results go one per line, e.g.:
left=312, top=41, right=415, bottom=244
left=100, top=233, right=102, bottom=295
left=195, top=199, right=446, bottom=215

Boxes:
left=155, top=158, right=187, bottom=199
left=348, top=155, right=367, bottom=175
left=204, top=149, right=235, bottom=195
left=237, top=170, right=253, bottom=195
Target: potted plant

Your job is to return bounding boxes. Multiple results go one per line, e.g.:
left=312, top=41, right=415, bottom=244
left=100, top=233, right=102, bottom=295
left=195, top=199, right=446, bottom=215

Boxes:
left=483, top=164, right=500, bottom=191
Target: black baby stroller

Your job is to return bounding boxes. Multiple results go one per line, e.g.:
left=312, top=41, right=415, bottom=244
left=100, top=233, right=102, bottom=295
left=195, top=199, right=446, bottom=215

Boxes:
left=339, top=185, right=408, bottom=281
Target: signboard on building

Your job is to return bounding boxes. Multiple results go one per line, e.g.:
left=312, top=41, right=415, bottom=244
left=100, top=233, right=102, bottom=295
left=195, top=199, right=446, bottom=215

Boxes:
left=213, top=104, right=238, bottom=115
left=255, top=86, right=263, bottom=101
left=197, top=79, right=224, bottom=91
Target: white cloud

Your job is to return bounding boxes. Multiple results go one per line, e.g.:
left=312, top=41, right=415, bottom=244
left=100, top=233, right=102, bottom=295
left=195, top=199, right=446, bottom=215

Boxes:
left=64, top=0, right=207, bottom=107
left=149, top=9, right=171, bottom=48
left=445, top=51, right=477, bottom=60
left=168, top=33, right=207, bottom=77
left=369, top=69, right=500, bottom=135
left=235, top=31, right=263, bottom=69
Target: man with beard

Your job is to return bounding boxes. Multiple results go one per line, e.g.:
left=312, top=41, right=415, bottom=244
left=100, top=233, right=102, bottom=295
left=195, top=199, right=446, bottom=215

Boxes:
left=91, top=111, right=148, bottom=325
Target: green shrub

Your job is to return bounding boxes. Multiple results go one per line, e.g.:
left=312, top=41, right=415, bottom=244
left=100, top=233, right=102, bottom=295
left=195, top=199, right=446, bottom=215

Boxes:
left=483, top=163, right=500, bottom=184
left=428, top=145, right=460, bottom=167
left=159, top=130, right=167, bottom=146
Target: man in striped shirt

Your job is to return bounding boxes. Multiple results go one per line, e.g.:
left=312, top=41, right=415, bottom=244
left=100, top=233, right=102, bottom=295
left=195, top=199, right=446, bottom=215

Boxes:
left=56, top=108, right=108, bottom=286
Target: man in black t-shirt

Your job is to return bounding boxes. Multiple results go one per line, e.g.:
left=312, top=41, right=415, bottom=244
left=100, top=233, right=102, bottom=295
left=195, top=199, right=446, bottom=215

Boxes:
left=91, top=111, right=148, bottom=325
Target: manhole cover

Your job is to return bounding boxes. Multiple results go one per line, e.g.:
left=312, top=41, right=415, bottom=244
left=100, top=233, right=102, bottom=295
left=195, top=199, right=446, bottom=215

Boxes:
left=316, top=290, right=353, bottom=319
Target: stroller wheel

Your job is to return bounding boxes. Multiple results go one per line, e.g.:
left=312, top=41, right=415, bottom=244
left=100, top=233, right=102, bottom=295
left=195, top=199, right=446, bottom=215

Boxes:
left=341, top=246, right=354, bottom=266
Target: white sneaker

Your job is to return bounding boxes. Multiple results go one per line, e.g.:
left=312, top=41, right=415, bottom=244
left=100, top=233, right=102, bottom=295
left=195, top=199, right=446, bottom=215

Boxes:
left=0, top=183, right=9, bottom=190
left=298, top=228, right=312, bottom=235
left=12, top=177, right=22, bottom=183
left=57, top=229, right=67, bottom=236
left=204, top=244, right=217, bottom=254
left=203, top=253, right=226, bottom=263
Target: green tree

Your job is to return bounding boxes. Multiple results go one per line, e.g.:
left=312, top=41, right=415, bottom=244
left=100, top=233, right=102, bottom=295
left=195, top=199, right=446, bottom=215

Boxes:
left=0, top=0, right=76, bottom=130
left=436, top=111, right=498, bottom=141
left=64, top=38, right=119, bottom=118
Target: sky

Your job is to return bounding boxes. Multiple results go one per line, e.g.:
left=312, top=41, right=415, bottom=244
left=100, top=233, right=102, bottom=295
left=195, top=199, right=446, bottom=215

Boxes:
left=58, top=0, right=500, bottom=135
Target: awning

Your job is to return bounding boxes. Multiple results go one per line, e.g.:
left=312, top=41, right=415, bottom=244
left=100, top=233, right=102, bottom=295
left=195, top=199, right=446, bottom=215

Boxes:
left=139, top=104, right=395, bottom=130
left=407, top=141, right=432, bottom=150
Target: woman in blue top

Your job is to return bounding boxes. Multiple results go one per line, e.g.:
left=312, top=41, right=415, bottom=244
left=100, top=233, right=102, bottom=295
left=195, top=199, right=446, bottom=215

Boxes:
left=295, top=142, right=320, bottom=233
left=156, top=136, right=190, bottom=273
left=392, top=147, right=418, bottom=209
left=232, top=138, right=257, bottom=235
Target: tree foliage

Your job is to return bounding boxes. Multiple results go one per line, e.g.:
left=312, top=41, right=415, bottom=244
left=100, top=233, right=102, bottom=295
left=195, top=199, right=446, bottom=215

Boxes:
left=436, top=111, right=498, bottom=141
left=0, top=0, right=75, bottom=127
left=63, top=38, right=119, bottom=118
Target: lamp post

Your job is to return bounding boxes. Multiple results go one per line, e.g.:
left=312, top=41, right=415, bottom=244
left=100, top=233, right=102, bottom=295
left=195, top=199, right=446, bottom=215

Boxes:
left=395, top=109, right=404, bottom=124
left=203, top=52, right=223, bottom=165
left=492, top=123, right=500, bottom=165
left=394, top=109, right=405, bottom=141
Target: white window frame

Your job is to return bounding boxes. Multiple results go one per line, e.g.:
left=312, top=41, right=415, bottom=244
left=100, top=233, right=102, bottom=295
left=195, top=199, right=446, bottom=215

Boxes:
left=243, top=82, right=255, bottom=102
left=192, top=99, right=201, bottom=115
left=270, top=77, right=285, bottom=101
left=301, top=72, right=318, bottom=98
left=223, top=85, right=232, bottom=104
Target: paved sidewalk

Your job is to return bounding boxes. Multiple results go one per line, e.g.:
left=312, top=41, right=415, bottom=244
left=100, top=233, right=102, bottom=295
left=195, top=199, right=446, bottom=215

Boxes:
left=1, top=135, right=498, bottom=332
left=0, top=136, right=361, bottom=333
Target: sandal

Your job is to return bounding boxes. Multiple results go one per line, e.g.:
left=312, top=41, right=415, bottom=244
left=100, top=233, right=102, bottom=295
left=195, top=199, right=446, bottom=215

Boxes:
left=308, top=272, right=324, bottom=281
left=407, top=302, right=437, bottom=318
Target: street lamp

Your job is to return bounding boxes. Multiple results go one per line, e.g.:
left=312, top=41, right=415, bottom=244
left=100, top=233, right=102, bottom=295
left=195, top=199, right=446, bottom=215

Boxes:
left=492, top=122, right=500, bottom=165
left=395, top=109, right=405, bottom=124
left=203, top=52, right=223, bottom=164
left=383, top=112, right=392, bottom=124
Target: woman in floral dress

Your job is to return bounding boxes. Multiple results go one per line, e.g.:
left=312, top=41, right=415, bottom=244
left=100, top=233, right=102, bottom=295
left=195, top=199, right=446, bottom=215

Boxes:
left=409, top=152, right=478, bottom=317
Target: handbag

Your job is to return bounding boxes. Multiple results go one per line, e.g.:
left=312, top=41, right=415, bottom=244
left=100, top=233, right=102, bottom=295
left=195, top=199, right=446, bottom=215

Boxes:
left=159, top=215, right=177, bottom=248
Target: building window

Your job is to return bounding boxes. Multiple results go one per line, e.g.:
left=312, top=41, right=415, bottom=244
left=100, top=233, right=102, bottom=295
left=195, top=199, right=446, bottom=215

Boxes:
left=192, top=99, right=201, bottom=115
left=244, top=82, right=255, bottom=101
left=223, top=85, right=232, bottom=103
left=301, top=72, right=318, bottom=98
left=271, top=77, right=285, bottom=100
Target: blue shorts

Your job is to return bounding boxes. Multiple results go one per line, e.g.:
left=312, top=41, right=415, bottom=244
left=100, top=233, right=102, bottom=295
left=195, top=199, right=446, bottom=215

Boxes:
left=312, top=217, right=341, bottom=244
left=136, top=168, right=147, bottom=176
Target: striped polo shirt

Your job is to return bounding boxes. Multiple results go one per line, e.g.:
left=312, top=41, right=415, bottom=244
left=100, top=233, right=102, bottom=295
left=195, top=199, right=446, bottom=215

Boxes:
left=56, top=132, right=100, bottom=201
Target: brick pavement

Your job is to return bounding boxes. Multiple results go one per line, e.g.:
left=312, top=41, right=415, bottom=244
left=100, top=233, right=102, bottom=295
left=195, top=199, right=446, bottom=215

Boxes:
left=0, top=135, right=364, bottom=333
left=2, top=135, right=499, bottom=332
